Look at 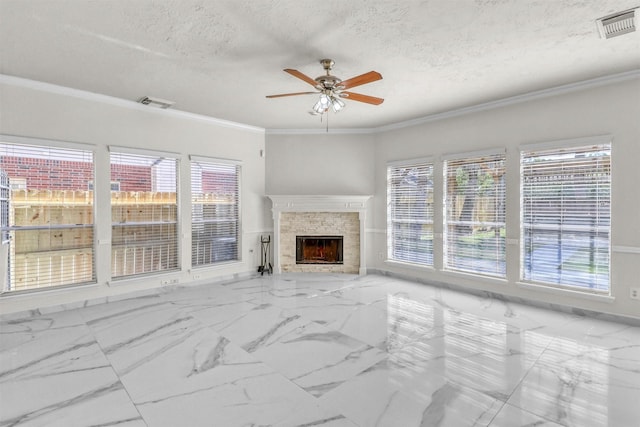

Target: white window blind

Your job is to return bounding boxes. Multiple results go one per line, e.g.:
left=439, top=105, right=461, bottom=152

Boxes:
left=444, top=153, right=506, bottom=277
left=521, top=144, right=610, bottom=291
left=191, top=159, right=240, bottom=266
left=110, top=150, right=179, bottom=279
left=387, top=161, right=434, bottom=266
left=0, top=142, right=96, bottom=292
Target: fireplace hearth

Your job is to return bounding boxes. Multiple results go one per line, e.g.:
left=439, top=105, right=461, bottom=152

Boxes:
left=296, top=236, right=344, bottom=264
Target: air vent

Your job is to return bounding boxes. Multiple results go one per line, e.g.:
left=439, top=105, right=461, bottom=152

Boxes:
left=138, top=96, right=174, bottom=109
left=597, top=8, right=638, bottom=39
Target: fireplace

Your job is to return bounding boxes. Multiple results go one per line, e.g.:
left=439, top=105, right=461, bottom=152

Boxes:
left=296, top=236, right=343, bottom=264
left=267, top=195, right=371, bottom=274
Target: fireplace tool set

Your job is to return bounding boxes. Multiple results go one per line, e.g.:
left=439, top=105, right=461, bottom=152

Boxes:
left=258, top=235, right=273, bottom=275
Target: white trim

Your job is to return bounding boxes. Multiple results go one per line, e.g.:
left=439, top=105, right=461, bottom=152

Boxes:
left=0, top=133, right=96, bottom=151
left=440, top=269, right=509, bottom=285
left=442, top=147, right=506, bottom=161
left=189, top=155, right=243, bottom=166
left=267, top=195, right=372, bottom=212
left=4, top=71, right=638, bottom=135
left=384, top=259, right=436, bottom=272
left=387, top=156, right=435, bottom=167
left=244, top=229, right=274, bottom=235
left=108, top=145, right=180, bottom=158
left=516, top=281, right=615, bottom=303
left=0, top=74, right=265, bottom=134
left=613, top=246, right=640, bottom=254
left=520, top=134, right=612, bottom=152
left=265, top=128, right=376, bottom=135
left=374, top=70, right=640, bottom=133
left=366, top=228, right=386, bottom=234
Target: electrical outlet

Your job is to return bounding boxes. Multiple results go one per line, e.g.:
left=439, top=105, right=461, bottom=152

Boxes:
left=631, top=288, right=640, bottom=300
left=193, top=274, right=201, bottom=280
left=161, top=279, right=170, bottom=285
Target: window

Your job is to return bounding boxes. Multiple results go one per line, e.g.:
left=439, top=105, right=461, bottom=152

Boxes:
left=110, top=149, right=179, bottom=279
left=444, top=152, right=506, bottom=277
left=190, top=158, right=240, bottom=266
left=387, top=160, right=434, bottom=266
left=1, top=170, right=9, bottom=291
left=521, top=142, right=610, bottom=292
left=0, top=141, right=96, bottom=292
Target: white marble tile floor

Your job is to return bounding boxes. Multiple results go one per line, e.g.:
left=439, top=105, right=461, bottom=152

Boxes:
left=1, top=273, right=639, bottom=426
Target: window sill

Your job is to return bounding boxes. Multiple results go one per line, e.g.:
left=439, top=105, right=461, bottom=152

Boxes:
left=440, top=269, right=508, bottom=286
left=190, top=260, right=244, bottom=271
left=384, top=259, right=435, bottom=272
left=516, top=281, right=615, bottom=303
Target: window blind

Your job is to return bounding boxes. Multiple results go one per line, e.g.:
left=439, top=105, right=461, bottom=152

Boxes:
left=521, top=144, right=610, bottom=291
left=191, top=159, right=240, bottom=266
left=387, top=161, right=434, bottom=266
left=444, top=153, right=506, bottom=277
left=0, top=142, right=96, bottom=292
left=110, top=151, right=179, bottom=279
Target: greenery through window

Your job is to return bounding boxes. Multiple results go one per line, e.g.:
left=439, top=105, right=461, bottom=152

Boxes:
left=444, top=152, right=506, bottom=277
left=387, top=160, right=434, bottom=266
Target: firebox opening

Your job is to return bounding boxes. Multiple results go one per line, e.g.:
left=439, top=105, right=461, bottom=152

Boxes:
left=296, top=236, right=344, bottom=264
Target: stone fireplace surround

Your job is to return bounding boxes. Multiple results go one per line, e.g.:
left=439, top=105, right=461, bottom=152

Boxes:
left=267, top=195, right=371, bottom=275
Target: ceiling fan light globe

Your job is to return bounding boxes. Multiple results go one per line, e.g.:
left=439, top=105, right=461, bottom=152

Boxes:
left=312, top=100, right=324, bottom=113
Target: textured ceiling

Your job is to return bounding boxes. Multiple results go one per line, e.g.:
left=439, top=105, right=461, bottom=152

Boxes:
left=1, top=0, right=639, bottom=130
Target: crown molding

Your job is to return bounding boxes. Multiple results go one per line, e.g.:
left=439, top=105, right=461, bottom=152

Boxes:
left=3, top=70, right=638, bottom=136
left=268, top=69, right=640, bottom=135
left=0, top=74, right=265, bottom=134
left=265, top=127, right=377, bottom=135
left=373, top=69, right=640, bottom=133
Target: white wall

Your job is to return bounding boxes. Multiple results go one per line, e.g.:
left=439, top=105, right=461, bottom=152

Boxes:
left=2, top=75, right=639, bottom=320
left=265, top=133, right=375, bottom=196
left=372, top=77, right=640, bottom=320
left=0, top=79, right=268, bottom=314
left=264, top=132, right=377, bottom=243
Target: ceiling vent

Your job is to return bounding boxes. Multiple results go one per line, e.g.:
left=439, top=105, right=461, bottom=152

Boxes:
left=138, top=96, right=174, bottom=109
left=596, top=8, right=638, bottom=39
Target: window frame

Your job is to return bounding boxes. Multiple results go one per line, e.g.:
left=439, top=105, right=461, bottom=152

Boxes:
left=109, top=146, right=181, bottom=280
left=443, top=149, right=507, bottom=278
left=0, top=136, right=97, bottom=293
left=189, top=155, right=242, bottom=268
left=386, top=158, right=435, bottom=267
left=519, top=136, right=611, bottom=294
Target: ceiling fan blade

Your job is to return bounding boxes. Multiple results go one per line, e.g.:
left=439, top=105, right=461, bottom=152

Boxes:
left=341, top=91, right=384, bottom=105
left=284, top=69, right=318, bottom=87
left=266, top=91, right=318, bottom=98
left=339, top=71, right=382, bottom=90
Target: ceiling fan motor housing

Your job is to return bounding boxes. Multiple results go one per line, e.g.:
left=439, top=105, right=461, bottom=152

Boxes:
left=315, top=75, right=343, bottom=90
left=315, top=58, right=343, bottom=90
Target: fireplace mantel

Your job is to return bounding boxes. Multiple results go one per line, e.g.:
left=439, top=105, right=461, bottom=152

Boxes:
left=267, top=195, right=372, bottom=275
left=268, top=195, right=371, bottom=212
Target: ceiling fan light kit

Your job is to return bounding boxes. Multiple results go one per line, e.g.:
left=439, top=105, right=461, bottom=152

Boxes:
left=267, top=59, right=383, bottom=119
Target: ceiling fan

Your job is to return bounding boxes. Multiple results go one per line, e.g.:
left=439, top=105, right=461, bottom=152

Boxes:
left=266, top=59, right=383, bottom=115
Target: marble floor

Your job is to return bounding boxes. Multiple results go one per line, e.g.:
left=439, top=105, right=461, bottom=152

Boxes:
left=1, top=274, right=639, bottom=427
